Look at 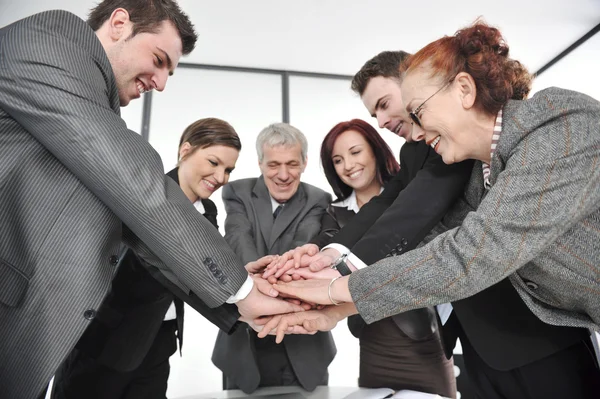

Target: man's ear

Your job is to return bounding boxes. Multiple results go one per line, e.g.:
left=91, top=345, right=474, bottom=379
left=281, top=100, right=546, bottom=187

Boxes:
left=455, top=72, right=477, bottom=110
left=107, top=8, right=132, bottom=42
left=301, top=157, right=308, bottom=173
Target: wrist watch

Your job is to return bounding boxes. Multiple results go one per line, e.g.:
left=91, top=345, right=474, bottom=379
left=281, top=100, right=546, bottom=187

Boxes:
left=330, top=253, right=352, bottom=276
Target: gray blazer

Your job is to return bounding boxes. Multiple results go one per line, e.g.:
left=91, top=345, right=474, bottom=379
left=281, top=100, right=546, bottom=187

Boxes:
left=212, top=177, right=336, bottom=393
left=221, top=177, right=333, bottom=264
left=0, top=11, right=247, bottom=399
left=349, top=87, right=600, bottom=333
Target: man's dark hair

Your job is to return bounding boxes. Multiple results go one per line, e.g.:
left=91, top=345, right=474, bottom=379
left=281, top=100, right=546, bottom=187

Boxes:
left=351, top=50, right=411, bottom=95
left=88, top=0, right=197, bottom=55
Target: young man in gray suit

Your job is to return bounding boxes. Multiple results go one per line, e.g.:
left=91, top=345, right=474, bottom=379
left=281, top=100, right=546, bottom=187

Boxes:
left=0, top=2, right=301, bottom=398
left=212, top=123, right=336, bottom=393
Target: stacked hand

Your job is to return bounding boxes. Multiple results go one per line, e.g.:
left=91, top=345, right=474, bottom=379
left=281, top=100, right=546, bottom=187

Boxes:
left=237, top=274, right=314, bottom=335
left=239, top=245, right=357, bottom=340
left=262, top=244, right=341, bottom=280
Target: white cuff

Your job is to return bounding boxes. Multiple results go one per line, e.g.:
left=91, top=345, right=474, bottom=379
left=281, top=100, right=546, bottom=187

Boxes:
left=322, top=243, right=350, bottom=257
left=322, top=244, right=368, bottom=270
left=226, top=275, right=254, bottom=304
left=347, top=252, right=368, bottom=270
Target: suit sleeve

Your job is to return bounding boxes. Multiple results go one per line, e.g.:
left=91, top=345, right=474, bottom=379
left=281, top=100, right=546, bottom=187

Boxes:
left=0, top=11, right=246, bottom=307
left=348, top=101, right=600, bottom=324
left=290, top=192, right=331, bottom=248
left=351, top=151, right=474, bottom=265
left=331, top=172, right=407, bottom=249
left=310, top=206, right=342, bottom=248
left=149, top=269, right=240, bottom=334
left=222, top=184, right=261, bottom=265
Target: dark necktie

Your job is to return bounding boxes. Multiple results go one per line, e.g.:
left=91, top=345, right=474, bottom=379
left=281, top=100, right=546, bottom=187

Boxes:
left=273, top=204, right=283, bottom=219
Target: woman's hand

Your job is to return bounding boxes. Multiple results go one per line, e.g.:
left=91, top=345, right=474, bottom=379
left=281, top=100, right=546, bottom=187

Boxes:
left=272, top=275, right=352, bottom=306
left=285, top=267, right=341, bottom=281
left=255, top=303, right=358, bottom=343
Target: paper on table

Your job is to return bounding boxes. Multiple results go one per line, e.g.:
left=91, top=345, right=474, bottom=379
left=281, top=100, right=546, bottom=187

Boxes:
left=392, top=390, right=444, bottom=399
left=343, top=387, right=395, bottom=399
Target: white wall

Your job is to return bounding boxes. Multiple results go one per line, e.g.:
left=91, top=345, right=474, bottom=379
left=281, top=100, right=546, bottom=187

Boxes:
left=146, top=68, right=406, bottom=397
left=2, top=1, right=599, bottom=398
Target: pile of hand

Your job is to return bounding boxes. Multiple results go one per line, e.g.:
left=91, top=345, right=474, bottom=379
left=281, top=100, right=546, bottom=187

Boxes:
left=240, top=244, right=358, bottom=343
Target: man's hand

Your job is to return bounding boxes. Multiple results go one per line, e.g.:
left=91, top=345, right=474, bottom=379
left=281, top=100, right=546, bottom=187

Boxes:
left=273, top=275, right=352, bottom=305
left=256, top=303, right=358, bottom=343
left=262, top=243, right=320, bottom=278
left=305, top=247, right=340, bottom=272
left=245, top=255, right=276, bottom=274
left=236, top=275, right=305, bottom=321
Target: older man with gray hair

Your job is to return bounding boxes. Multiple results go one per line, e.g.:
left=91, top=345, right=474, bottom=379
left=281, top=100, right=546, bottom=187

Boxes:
left=212, top=123, right=336, bottom=393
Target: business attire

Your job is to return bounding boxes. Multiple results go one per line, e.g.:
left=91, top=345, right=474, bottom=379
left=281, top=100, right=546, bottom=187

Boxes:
left=212, top=177, right=336, bottom=393
left=0, top=11, right=247, bottom=399
left=349, top=87, right=600, bottom=398
left=312, top=149, right=460, bottom=398
left=49, top=168, right=231, bottom=399
left=319, top=139, right=472, bottom=354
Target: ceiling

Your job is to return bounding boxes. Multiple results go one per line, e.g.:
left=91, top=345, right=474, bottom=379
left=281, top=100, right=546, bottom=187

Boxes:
left=2, top=0, right=599, bottom=96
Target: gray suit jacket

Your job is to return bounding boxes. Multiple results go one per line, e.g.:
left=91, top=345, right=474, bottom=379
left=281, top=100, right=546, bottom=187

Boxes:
left=212, top=177, right=336, bottom=393
left=349, top=87, right=600, bottom=333
left=0, top=11, right=246, bottom=399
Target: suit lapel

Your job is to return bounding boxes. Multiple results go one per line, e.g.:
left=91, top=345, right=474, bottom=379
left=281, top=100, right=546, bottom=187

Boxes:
left=269, top=184, right=306, bottom=249
left=252, top=177, right=275, bottom=248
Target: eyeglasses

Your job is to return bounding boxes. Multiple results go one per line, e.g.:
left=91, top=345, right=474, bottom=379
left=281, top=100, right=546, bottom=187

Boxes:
left=409, top=79, right=453, bottom=127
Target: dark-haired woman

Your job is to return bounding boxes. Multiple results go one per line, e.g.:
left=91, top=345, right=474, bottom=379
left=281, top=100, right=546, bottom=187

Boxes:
left=51, top=118, right=242, bottom=399
left=270, top=21, right=600, bottom=399
left=312, top=119, right=456, bottom=398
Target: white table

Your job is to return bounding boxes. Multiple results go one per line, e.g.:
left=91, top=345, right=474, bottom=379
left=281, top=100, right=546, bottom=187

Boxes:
left=175, top=386, right=446, bottom=399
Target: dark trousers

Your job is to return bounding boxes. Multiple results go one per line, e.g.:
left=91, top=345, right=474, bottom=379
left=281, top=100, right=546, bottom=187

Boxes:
left=51, top=320, right=177, bottom=399
left=359, top=317, right=456, bottom=398
left=460, top=330, right=600, bottom=399
left=223, top=335, right=328, bottom=390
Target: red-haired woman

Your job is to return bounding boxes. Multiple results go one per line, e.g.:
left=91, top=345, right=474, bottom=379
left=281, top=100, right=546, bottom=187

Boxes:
left=311, top=119, right=456, bottom=397
left=268, top=21, right=600, bottom=399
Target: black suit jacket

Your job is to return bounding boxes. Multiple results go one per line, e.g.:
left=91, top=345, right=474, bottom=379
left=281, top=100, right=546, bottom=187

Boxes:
left=74, top=168, right=240, bottom=372
left=313, top=141, right=473, bottom=340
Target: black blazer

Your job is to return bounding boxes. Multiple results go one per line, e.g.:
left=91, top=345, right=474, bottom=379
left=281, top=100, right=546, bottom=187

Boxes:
left=313, top=140, right=473, bottom=340
left=74, top=168, right=240, bottom=372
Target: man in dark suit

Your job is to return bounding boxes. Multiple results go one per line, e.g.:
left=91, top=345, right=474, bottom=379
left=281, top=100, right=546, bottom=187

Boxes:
left=0, top=3, right=300, bottom=398
left=212, top=123, right=336, bottom=393
left=273, top=51, right=594, bottom=398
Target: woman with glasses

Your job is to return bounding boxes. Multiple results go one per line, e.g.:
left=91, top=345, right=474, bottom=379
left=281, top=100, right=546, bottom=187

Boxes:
left=310, top=119, right=455, bottom=397
left=265, top=21, right=600, bottom=399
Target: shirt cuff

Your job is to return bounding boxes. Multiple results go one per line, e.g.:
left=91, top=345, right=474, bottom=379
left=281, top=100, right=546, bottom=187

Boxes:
left=322, top=243, right=368, bottom=270
left=436, top=303, right=454, bottom=325
left=347, top=252, right=368, bottom=270
left=322, top=243, right=350, bottom=257
left=226, top=275, right=254, bottom=304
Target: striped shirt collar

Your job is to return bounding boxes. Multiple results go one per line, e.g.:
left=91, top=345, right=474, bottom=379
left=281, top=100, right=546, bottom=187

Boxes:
left=482, top=109, right=503, bottom=189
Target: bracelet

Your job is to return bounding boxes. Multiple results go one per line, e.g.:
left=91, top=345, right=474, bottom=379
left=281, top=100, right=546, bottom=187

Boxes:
left=328, top=276, right=342, bottom=306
